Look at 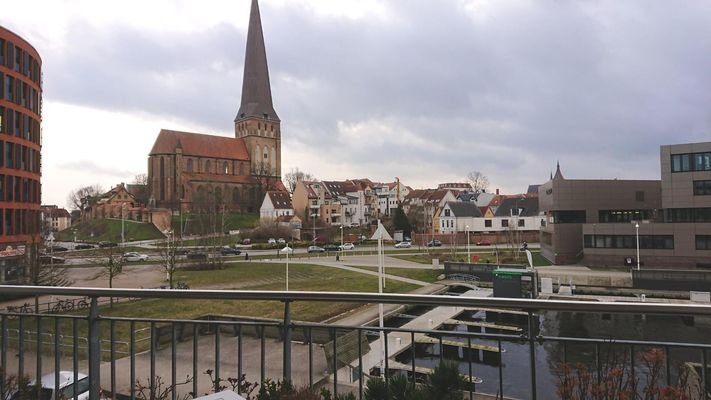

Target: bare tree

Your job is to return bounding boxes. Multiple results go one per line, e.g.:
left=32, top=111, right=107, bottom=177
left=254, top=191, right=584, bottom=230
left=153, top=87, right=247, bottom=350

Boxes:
left=22, top=238, right=71, bottom=312
left=158, top=233, right=182, bottom=288
left=467, top=171, right=490, bottom=194
left=131, top=173, right=149, bottom=206
left=284, top=167, right=315, bottom=194
left=66, top=184, right=104, bottom=211
left=98, top=244, right=124, bottom=307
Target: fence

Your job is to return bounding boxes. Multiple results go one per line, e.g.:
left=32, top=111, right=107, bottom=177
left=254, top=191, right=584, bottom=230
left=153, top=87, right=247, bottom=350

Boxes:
left=1, top=286, right=711, bottom=400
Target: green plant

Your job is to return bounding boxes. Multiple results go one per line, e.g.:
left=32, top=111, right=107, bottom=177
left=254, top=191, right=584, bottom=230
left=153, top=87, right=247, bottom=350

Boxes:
left=422, top=360, right=466, bottom=400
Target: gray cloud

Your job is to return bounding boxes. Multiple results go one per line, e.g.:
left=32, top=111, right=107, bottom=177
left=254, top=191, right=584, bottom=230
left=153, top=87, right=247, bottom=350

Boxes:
left=58, top=161, right=134, bottom=178
left=35, top=0, right=711, bottom=192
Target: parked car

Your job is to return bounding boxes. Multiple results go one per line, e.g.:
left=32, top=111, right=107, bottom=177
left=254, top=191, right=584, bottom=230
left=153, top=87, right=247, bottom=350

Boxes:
left=12, top=371, right=94, bottom=400
left=241, top=238, right=252, bottom=245
left=323, top=244, right=340, bottom=252
left=339, top=242, right=355, bottom=251
left=277, top=238, right=286, bottom=244
left=279, top=246, right=294, bottom=255
left=267, top=238, right=277, bottom=245
left=221, top=246, right=242, bottom=256
left=186, top=251, right=208, bottom=260
left=48, top=245, right=69, bottom=252
left=394, top=241, right=412, bottom=248
left=357, top=234, right=368, bottom=241
left=476, top=240, right=492, bottom=246
left=121, top=252, right=148, bottom=262
left=426, top=239, right=443, bottom=247
left=39, top=255, right=65, bottom=264
left=307, top=245, right=325, bottom=253
left=99, top=241, right=118, bottom=248
left=74, top=243, right=95, bottom=250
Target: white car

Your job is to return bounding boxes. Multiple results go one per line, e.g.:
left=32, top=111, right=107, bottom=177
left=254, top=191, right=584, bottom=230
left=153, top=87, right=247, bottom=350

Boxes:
left=121, top=252, right=148, bottom=262
left=339, top=243, right=355, bottom=251
left=394, top=241, right=412, bottom=248
left=268, top=238, right=277, bottom=245
left=279, top=246, right=294, bottom=255
left=15, top=371, right=92, bottom=400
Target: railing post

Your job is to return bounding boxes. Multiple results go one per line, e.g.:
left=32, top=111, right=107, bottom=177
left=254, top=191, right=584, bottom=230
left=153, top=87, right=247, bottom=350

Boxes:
left=283, top=300, right=292, bottom=383
left=88, top=297, right=101, bottom=400
left=528, top=310, right=537, bottom=400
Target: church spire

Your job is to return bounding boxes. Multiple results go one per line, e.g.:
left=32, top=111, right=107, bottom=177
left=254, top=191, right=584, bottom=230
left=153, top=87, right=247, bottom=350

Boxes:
left=553, top=161, right=564, bottom=180
left=236, top=0, right=279, bottom=122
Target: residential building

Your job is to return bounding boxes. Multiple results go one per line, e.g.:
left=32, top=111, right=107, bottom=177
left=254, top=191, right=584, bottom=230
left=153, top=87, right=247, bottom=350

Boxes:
left=147, top=0, right=284, bottom=213
left=437, top=202, right=484, bottom=234
left=438, top=182, right=473, bottom=192
left=41, top=205, right=71, bottom=232
left=0, top=26, right=43, bottom=282
left=373, top=180, right=410, bottom=217
left=84, top=183, right=138, bottom=220
left=260, top=191, right=293, bottom=219
left=403, top=189, right=457, bottom=234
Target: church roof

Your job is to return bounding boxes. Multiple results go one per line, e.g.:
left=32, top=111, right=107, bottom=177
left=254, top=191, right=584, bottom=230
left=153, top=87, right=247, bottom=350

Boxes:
left=267, top=191, right=292, bottom=209
left=150, top=129, right=250, bottom=160
left=236, top=0, right=279, bottom=122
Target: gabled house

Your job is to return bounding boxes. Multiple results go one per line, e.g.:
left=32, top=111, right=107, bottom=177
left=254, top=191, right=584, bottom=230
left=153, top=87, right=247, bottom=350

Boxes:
left=436, top=202, right=484, bottom=234
left=260, top=191, right=293, bottom=220
left=492, top=196, right=542, bottom=233
left=41, top=205, right=71, bottom=232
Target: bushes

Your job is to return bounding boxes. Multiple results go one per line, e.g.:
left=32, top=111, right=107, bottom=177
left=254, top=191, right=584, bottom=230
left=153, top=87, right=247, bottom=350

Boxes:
left=364, top=361, right=465, bottom=400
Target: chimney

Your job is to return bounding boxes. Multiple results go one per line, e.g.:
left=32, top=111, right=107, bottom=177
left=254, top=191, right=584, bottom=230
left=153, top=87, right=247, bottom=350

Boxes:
left=496, top=188, right=499, bottom=195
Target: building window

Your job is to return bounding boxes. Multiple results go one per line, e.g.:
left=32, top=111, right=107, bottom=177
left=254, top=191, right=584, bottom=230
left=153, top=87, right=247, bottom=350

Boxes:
left=599, top=210, right=652, bottom=223
left=205, top=160, right=211, bottom=173
left=666, top=208, right=711, bottom=223
left=518, top=219, right=525, bottom=227
left=584, top=234, right=674, bottom=250
left=484, top=219, right=492, bottom=228
left=672, top=152, right=711, bottom=172
left=223, top=162, right=229, bottom=174
left=186, top=159, right=193, bottom=173
left=501, top=219, right=509, bottom=228
left=444, top=209, right=450, bottom=217
left=5, top=75, right=13, bottom=101
left=697, top=235, right=711, bottom=250
left=693, top=180, right=711, bottom=196
left=551, top=210, right=586, bottom=224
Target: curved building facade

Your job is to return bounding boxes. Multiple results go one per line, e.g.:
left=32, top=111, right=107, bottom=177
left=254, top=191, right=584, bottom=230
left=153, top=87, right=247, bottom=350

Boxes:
left=0, top=26, right=42, bottom=279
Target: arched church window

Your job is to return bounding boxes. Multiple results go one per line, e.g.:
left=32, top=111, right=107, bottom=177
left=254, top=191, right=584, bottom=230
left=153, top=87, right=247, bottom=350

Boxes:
left=187, top=159, right=193, bottom=173
left=205, top=160, right=211, bottom=174
left=223, top=162, right=229, bottom=174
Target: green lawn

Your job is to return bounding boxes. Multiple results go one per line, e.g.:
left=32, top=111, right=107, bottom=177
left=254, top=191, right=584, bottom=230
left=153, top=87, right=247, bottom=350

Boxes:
left=55, top=219, right=165, bottom=242
left=174, top=213, right=259, bottom=235
left=348, top=266, right=442, bottom=283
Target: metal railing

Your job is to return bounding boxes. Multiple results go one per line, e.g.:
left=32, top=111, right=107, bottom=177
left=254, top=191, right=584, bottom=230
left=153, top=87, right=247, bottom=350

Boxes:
left=1, top=286, right=711, bottom=400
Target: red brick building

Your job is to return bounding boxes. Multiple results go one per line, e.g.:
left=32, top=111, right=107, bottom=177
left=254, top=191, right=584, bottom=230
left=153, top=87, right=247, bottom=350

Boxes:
left=0, top=25, right=43, bottom=278
left=147, top=0, right=284, bottom=213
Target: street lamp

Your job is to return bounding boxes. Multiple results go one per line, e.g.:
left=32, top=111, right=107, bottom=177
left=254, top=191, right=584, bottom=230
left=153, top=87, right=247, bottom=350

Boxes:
left=635, top=222, right=640, bottom=271
left=121, top=203, right=126, bottom=247
left=286, top=241, right=289, bottom=291
left=466, top=225, right=470, bottom=263
left=340, top=224, right=344, bottom=260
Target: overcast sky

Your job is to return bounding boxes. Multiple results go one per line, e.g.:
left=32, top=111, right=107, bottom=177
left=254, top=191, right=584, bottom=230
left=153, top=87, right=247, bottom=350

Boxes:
left=3, top=0, right=710, bottom=209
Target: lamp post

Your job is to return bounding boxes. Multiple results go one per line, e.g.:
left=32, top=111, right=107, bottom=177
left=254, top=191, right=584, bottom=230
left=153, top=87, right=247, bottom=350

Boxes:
left=340, top=224, right=344, bottom=260
left=635, top=222, right=640, bottom=271
left=466, top=225, right=470, bottom=263
left=121, top=203, right=126, bottom=247
left=286, top=241, right=289, bottom=291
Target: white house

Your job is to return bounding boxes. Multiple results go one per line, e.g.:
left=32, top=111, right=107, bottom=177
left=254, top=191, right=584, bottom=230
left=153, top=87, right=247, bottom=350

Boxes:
left=259, top=191, right=294, bottom=220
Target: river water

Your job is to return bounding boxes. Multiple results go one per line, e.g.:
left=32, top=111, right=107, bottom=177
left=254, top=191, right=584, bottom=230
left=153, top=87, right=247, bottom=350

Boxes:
left=391, top=305, right=711, bottom=399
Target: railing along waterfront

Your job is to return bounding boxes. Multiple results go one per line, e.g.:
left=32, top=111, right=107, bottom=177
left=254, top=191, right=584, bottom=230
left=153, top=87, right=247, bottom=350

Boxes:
left=1, top=286, right=711, bottom=400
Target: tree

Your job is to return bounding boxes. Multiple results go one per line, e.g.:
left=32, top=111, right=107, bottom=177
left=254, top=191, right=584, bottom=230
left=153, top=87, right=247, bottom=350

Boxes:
left=98, top=244, right=124, bottom=307
left=131, top=173, right=149, bottom=206
left=392, top=207, right=412, bottom=236
left=66, top=184, right=104, bottom=211
left=284, top=167, right=316, bottom=194
left=158, top=232, right=182, bottom=288
left=22, top=238, right=71, bottom=312
left=466, top=171, right=489, bottom=194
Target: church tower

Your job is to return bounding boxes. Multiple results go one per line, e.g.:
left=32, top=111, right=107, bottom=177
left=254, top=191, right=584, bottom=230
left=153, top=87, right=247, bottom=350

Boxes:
left=235, top=0, right=281, bottom=180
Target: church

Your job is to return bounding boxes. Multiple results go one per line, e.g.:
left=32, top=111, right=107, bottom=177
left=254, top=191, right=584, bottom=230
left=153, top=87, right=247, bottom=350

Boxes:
left=147, top=0, right=284, bottom=213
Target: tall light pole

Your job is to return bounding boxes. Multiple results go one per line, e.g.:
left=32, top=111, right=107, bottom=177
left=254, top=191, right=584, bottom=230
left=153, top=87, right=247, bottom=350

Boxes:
left=340, top=224, right=344, bottom=260
left=121, top=203, right=126, bottom=247
left=466, top=225, right=470, bottom=263
left=635, top=222, right=640, bottom=271
left=286, top=241, right=289, bottom=291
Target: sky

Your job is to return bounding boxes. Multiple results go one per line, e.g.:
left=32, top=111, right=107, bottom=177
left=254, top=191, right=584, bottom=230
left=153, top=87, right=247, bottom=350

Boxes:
left=2, top=0, right=710, bottom=209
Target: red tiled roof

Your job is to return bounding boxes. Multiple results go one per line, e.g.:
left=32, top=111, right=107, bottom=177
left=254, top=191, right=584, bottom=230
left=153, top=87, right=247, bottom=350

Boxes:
left=150, top=129, right=250, bottom=161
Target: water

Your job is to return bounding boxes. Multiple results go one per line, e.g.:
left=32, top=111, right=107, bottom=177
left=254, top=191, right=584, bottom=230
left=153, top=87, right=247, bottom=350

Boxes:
left=394, top=307, right=711, bottom=399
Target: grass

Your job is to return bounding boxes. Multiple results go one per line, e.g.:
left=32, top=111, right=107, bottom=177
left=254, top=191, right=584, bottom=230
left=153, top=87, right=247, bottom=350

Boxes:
left=174, top=213, right=259, bottom=235
left=347, top=266, right=442, bottom=283
left=6, top=262, right=422, bottom=357
left=55, top=219, right=165, bottom=242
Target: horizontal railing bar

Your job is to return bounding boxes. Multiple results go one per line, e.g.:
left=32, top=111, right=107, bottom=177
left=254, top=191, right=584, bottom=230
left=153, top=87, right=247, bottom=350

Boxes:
left=2, top=286, right=711, bottom=316
left=540, top=335, right=711, bottom=349
left=102, top=316, right=283, bottom=326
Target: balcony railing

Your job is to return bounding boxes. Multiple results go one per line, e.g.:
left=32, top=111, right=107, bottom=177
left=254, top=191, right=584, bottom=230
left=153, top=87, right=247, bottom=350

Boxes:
left=1, top=286, right=711, bottom=400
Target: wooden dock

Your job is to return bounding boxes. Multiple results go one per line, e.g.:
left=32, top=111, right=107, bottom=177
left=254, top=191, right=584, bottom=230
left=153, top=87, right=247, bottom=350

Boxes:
left=463, top=307, right=531, bottom=316
left=444, top=319, right=522, bottom=333
left=415, top=336, right=504, bottom=353
left=385, top=360, right=484, bottom=384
